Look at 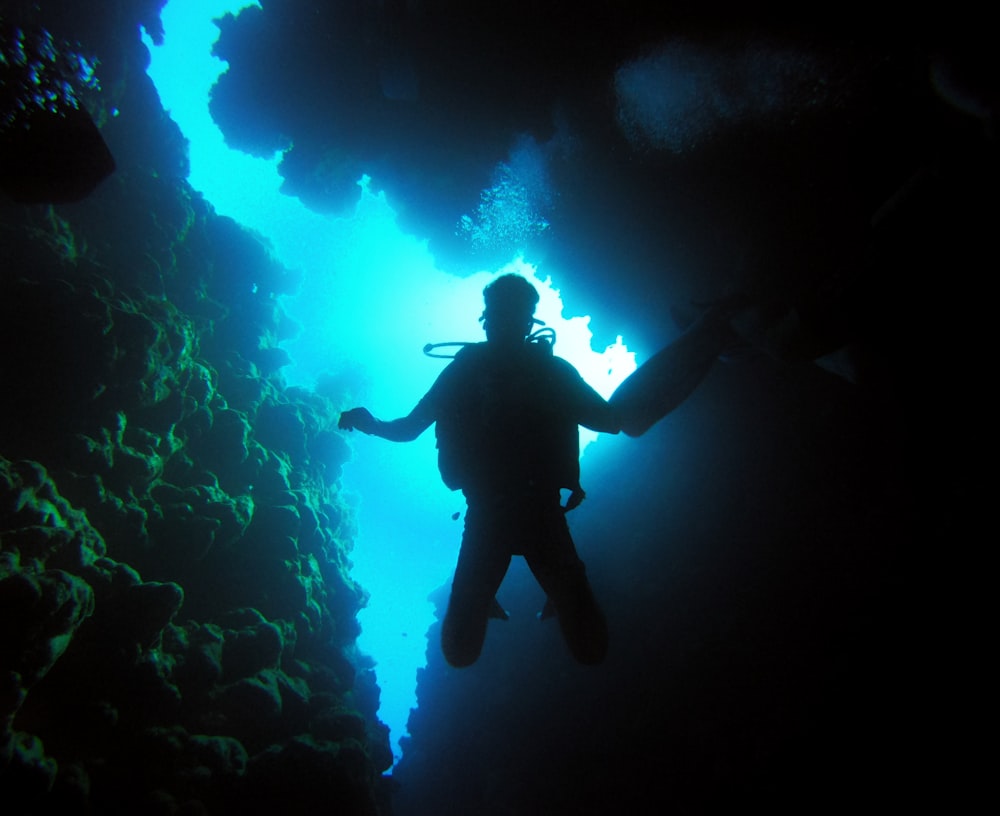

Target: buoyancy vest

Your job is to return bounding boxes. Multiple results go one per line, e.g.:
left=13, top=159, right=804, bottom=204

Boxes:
left=434, top=342, right=582, bottom=494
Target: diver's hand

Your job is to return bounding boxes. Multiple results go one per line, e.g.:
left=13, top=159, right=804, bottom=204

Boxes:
left=339, top=407, right=377, bottom=434
left=562, top=487, right=586, bottom=513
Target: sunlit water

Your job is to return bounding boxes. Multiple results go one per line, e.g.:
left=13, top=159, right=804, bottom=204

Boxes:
left=143, top=0, right=635, bottom=763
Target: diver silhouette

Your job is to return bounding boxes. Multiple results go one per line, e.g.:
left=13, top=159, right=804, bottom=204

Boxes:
left=339, top=274, right=738, bottom=666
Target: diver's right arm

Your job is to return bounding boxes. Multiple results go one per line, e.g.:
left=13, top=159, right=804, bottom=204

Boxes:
left=338, top=401, right=435, bottom=442
left=339, top=355, right=458, bottom=442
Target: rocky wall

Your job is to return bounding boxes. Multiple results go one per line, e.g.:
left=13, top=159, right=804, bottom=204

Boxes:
left=1, top=3, right=392, bottom=813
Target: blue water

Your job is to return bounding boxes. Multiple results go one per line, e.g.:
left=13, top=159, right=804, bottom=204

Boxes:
left=143, top=0, right=635, bottom=764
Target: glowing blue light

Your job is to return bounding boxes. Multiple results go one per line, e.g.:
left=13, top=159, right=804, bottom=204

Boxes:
left=145, top=0, right=635, bottom=765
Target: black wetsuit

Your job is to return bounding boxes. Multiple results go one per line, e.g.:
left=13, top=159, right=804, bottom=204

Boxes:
left=410, top=341, right=618, bottom=665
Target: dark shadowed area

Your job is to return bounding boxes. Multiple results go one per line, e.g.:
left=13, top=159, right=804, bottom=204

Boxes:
left=209, top=4, right=994, bottom=810
left=2, top=0, right=995, bottom=813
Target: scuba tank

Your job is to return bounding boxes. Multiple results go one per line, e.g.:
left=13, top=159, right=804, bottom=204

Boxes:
left=425, top=324, right=584, bottom=510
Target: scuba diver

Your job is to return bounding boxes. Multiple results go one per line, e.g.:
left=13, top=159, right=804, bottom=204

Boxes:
left=339, top=273, right=739, bottom=666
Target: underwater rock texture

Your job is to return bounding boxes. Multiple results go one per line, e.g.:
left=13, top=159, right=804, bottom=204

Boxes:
left=206, top=0, right=992, bottom=302
left=3, top=1, right=994, bottom=814
left=1, top=2, right=391, bottom=813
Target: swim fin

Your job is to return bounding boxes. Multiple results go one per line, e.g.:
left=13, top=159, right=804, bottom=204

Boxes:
left=489, top=597, right=509, bottom=621
left=611, top=304, right=739, bottom=437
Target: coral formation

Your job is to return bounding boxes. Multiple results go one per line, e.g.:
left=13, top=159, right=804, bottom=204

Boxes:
left=1, top=2, right=391, bottom=813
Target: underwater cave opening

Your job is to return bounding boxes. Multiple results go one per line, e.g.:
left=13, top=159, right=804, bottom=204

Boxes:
left=144, top=0, right=636, bottom=766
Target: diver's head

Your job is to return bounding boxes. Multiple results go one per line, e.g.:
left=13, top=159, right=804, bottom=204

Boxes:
left=481, top=274, right=540, bottom=346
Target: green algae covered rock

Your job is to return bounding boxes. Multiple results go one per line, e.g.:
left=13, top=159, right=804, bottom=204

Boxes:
left=0, top=8, right=391, bottom=808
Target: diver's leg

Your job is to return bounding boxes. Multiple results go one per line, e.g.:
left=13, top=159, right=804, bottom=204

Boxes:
left=525, top=507, right=608, bottom=665
left=441, top=499, right=511, bottom=667
left=610, top=307, right=738, bottom=437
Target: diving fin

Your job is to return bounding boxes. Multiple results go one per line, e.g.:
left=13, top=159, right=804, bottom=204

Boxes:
left=611, top=298, right=749, bottom=437
left=489, top=597, right=509, bottom=621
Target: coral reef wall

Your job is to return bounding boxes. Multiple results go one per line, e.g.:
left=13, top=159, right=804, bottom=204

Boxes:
left=1, top=3, right=392, bottom=813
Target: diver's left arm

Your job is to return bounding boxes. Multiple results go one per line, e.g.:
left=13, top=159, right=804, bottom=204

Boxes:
left=578, top=394, right=623, bottom=434
left=558, top=360, right=623, bottom=434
